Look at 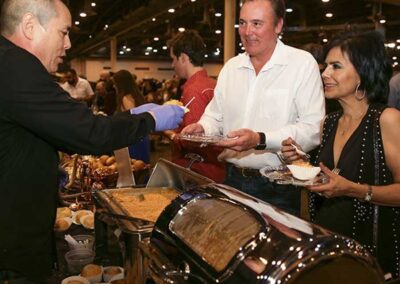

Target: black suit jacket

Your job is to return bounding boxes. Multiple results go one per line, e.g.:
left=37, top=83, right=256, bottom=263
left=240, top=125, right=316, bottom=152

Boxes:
left=0, top=36, right=154, bottom=280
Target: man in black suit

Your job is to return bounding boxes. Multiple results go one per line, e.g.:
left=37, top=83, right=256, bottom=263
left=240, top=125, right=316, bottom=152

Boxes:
left=0, top=0, right=183, bottom=282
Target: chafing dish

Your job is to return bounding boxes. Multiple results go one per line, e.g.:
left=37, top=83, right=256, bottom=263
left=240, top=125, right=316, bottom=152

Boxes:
left=141, top=183, right=385, bottom=284
left=93, top=159, right=213, bottom=284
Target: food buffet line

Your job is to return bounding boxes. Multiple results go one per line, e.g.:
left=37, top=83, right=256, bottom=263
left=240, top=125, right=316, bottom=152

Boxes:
left=56, top=153, right=386, bottom=284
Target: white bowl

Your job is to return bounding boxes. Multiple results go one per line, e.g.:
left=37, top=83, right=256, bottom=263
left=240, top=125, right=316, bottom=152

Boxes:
left=103, top=266, right=124, bottom=283
left=287, top=165, right=321, bottom=180
left=61, top=275, right=90, bottom=284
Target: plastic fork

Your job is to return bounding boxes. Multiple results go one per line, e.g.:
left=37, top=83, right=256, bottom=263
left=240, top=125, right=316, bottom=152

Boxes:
left=291, top=143, right=311, bottom=160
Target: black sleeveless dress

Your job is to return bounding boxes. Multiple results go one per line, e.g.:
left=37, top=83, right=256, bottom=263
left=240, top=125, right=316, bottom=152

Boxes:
left=309, top=104, right=400, bottom=279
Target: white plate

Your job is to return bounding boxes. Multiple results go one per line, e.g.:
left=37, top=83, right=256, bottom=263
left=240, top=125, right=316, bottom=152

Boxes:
left=80, top=214, right=95, bottom=230
left=260, top=165, right=327, bottom=186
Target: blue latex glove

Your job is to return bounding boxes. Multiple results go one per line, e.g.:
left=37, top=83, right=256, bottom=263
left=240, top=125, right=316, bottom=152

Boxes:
left=130, top=103, right=159, bottom=114
left=151, top=105, right=184, bottom=131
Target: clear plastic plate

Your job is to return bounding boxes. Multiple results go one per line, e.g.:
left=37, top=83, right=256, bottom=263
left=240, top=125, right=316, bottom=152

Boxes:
left=177, top=134, right=232, bottom=146
left=259, top=165, right=328, bottom=186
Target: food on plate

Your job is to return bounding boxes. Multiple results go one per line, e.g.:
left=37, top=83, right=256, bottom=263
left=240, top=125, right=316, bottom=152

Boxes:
left=75, top=210, right=92, bottom=225
left=54, top=218, right=71, bottom=231
left=104, top=266, right=122, bottom=276
left=287, top=164, right=321, bottom=181
left=81, top=264, right=102, bottom=277
left=163, top=99, right=183, bottom=106
left=57, top=207, right=72, bottom=218
left=132, top=159, right=146, bottom=171
left=99, top=155, right=109, bottom=165
left=111, top=279, right=127, bottom=284
left=292, top=160, right=313, bottom=167
left=105, top=156, right=116, bottom=166
left=81, top=215, right=94, bottom=229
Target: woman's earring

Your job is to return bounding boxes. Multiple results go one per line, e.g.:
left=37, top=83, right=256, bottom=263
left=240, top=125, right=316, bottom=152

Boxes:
left=355, top=82, right=366, bottom=101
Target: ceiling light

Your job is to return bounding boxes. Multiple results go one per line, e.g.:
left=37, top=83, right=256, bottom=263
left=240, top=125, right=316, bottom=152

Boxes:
left=119, top=51, right=124, bottom=55
left=394, top=62, right=398, bottom=66
left=322, top=38, right=328, bottom=43
left=322, top=0, right=330, bottom=2
left=191, top=0, right=196, bottom=2
left=89, top=35, right=92, bottom=39
left=75, top=21, right=80, bottom=25
left=241, top=46, right=245, bottom=51
left=91, top=2, right=96, bottom=7
left=146, top=46, right=153, bottom=50
left=286, top=8, right=293, bottom=13
left=396, top=39, right=400, bottom=43
left=162, top=46, right=168, bottom=50
left=215, top=30, right=222, bottom=34
left=168, top=8, right=175, bottom=13
left=379, top=18, right=386, bottom=24
left=153, top=49, right=158, bottom=53
left=325, top=13, right=333, bottom=18
left=234, top=24, right=239, bottom=28
left=397, top=46, right=400, bottom=50
left=123, top=45, right=126, bottom=49
left=215, top=12, right=222, bottom=17
left=145, top=52, right=150, bottom=56
left=386, top=43, right=396, bottom=48
left=104, top=24, right=108, bottom=30
left=204, top=54, right=208, bottom=58
left=126, top=48, right=131, bottom=52
left=178, top=27, right=185, bottom=32
left=79, top=12, right=87, bottom=17
left=279, top=35, right=283, bottom=39
left=393, top=56, right=398, bottom=60
left=154, top=37, right=159, bottom=41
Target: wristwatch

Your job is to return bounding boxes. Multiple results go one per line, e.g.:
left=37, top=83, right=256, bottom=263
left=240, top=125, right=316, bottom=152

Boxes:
left=255, top=132, right=267, bottom=150
left=364, top=185, right=373, bottom=202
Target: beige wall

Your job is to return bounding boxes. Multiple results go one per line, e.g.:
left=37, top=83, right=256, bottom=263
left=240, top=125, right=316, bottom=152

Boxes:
left=71, top=58, right=223, bottom=82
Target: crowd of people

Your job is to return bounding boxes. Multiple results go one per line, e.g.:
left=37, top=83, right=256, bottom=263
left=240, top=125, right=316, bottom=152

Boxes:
left=1, top=0, right=400, bottom=282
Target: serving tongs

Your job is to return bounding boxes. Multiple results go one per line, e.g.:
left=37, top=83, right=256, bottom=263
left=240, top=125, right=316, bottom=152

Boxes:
left=114, top=147, right=135, bottom=188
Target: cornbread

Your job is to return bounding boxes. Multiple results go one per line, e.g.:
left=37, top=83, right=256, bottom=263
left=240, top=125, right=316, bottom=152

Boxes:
left=81, top=264, right=102, bottom=277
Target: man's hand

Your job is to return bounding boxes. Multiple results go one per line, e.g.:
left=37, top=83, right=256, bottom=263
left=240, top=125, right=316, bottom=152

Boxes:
left=216, top=128, right=259, bottom=152
left=181, top=123, right=205, bottom=135
left=150, top=105, right=184, bottom=131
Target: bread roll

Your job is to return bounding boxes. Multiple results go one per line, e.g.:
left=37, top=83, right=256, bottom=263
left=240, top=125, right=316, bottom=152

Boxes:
left=81, top=264, right=102, bottom=277
left=54, top=218, right=70, bottom=231
left=104, top=266, right=122, bottom=276
left=75, top=211, right=90, bottom=225
left=106, top=156, right=116, bottom=166
left=132, top=160, right=146, bottom=171
left=99, top=155, right=109, bottom=165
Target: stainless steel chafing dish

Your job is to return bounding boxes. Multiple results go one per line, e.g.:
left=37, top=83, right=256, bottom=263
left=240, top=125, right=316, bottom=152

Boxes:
left=141, top=183, right=385, bottom=284
left=93, top=159, right=213, bottom=284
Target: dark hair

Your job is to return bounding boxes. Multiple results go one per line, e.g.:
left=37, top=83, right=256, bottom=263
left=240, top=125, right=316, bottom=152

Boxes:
left=167, top=30, right=206, bottom=67
left=113, top=70, right=145, bottom=113
left=242, top=0, right=286, bottom=25
left=323, top=31, right=392, bottom=104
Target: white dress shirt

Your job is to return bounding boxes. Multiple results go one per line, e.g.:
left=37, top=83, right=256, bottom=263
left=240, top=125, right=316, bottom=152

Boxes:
left=61, top=77, right=94, bottom=100
left=199, top=40, right=325, bottom=169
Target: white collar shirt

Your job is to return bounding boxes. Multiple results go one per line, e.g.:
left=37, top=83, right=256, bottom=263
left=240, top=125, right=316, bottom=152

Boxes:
left=199, top=40, right=325, bottom=169
left=61, top=77, right=94, bottom=100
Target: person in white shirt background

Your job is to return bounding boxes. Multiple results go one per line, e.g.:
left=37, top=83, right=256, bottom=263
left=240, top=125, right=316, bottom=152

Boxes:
left=182, top=0, right=325, bottom=216
left=61, top=68, right=94, bottom=104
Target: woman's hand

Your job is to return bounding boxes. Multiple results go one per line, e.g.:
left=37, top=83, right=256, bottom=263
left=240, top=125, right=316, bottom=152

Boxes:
left=307, top=163, right=352, bottom=198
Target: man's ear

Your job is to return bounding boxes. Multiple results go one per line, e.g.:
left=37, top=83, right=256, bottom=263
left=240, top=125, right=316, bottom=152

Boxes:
left=21, top=13, right=37, bottom=40
left=179, top=52, right=190, bottom=64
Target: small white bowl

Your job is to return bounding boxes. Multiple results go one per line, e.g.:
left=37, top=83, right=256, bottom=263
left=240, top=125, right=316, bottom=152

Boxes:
left=103, top=266, right=124, bottom=283
left=61, top=275, right=90, bottom=284
left=287, top=165, right=321, bottom=180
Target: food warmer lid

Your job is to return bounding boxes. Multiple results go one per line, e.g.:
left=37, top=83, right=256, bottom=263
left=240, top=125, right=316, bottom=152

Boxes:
left=148, top=183, right=384, bottom=283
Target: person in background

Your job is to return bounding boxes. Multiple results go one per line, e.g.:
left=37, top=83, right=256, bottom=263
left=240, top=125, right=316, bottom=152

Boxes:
left=388, top=70, right=400, bottom=109
left=281, top=31, right=400, bottom=279
left=0, top=0, right=184, bottom=282
left=113, top=69, right=150, bottom=163
left=165, top=30, right=225, bottom=182
left=182, top=0, right=325, bottom=215
left=61, top=68, right=94, bottom=104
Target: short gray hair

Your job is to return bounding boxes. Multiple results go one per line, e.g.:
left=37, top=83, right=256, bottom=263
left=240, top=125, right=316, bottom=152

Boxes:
left=0, top=0, right=58, bottom=35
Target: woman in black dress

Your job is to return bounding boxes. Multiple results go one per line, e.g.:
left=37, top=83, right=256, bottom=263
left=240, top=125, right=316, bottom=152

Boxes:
left=281, top=31, right=400, bottom=279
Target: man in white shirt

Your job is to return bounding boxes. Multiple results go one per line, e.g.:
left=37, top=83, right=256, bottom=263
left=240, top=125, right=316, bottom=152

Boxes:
left=182, top=0, right=325, bottom=216
left=61, top=68, right=94, bottom=103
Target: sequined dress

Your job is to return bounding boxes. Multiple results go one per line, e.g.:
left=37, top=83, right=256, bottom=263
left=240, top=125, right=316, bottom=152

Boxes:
left=309, top=104, right=400, bottom=278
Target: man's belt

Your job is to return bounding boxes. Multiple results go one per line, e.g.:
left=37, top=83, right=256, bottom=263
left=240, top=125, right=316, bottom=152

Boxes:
left=230, top=164, right=261, bottom=177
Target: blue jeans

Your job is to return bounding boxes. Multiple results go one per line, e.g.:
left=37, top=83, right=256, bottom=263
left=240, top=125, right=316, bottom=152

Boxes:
left=224, top=164, right=301, bottom=216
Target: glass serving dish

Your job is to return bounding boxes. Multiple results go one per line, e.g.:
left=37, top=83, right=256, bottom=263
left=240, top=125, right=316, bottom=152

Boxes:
left=176, top=134, right=234, bottom=147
